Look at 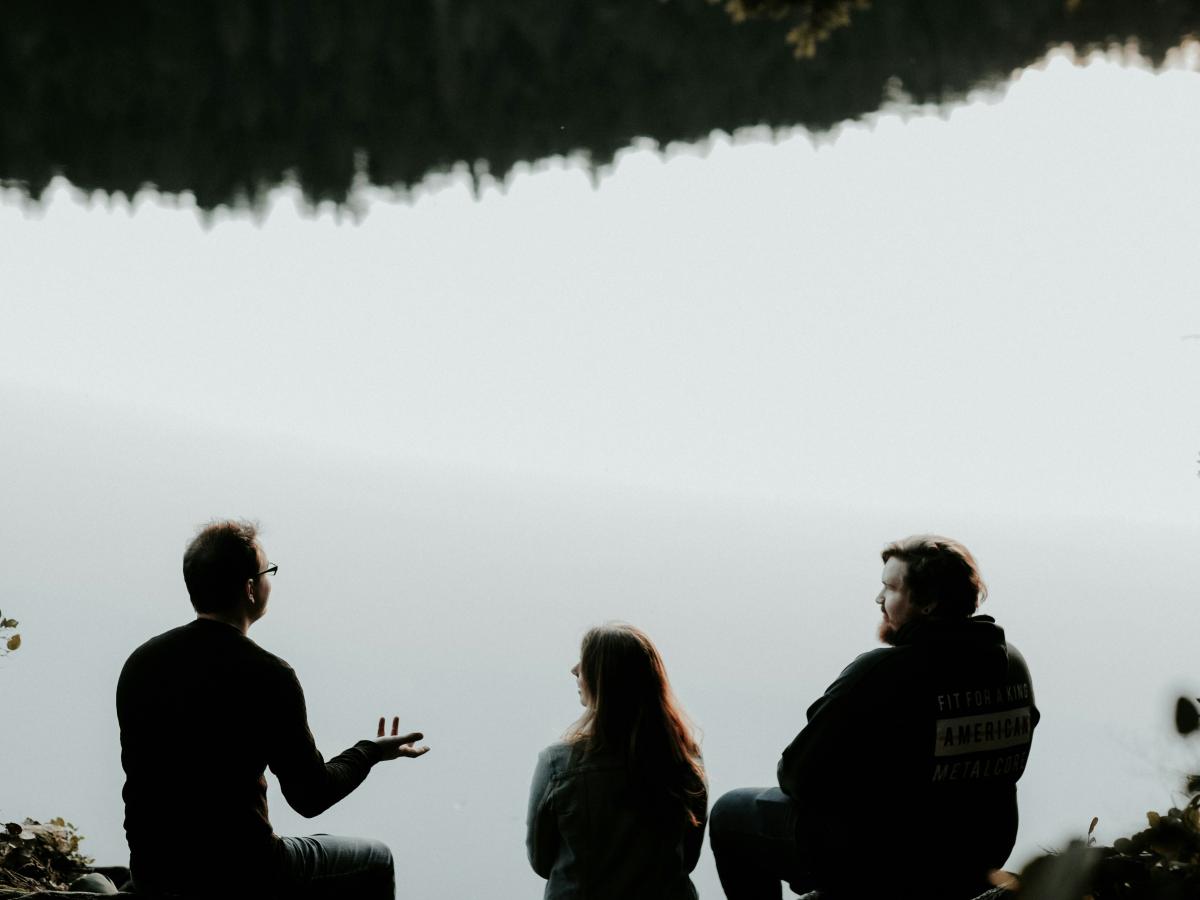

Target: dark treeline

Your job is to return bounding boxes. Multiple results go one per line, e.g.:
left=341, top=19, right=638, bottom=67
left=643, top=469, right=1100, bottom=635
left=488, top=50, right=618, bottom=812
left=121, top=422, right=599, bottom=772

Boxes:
left=1, top=0, right=1197, bottom=210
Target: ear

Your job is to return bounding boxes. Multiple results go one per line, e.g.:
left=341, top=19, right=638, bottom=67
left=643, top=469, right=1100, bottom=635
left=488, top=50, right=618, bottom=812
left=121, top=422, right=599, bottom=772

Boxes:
left=244, top=577, right=256, bottom=604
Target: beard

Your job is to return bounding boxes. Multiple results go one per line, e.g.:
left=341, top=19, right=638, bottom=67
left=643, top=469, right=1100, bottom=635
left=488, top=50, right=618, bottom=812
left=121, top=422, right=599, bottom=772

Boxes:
left=877, top=615, right=899, bottom=645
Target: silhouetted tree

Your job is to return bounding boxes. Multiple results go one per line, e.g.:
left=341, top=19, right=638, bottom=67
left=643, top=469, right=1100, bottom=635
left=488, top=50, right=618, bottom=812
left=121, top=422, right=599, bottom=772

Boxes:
left=720, top=0, right=871, bottom=56
left=1, top=0, right=1196, bottom=210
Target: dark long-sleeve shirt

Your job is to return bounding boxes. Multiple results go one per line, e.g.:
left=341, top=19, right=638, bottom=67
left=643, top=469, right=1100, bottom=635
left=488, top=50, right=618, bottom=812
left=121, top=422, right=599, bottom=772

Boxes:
left=116, top=618, right=380, bottom=892
left=777, top=615, right=1038, bottom=898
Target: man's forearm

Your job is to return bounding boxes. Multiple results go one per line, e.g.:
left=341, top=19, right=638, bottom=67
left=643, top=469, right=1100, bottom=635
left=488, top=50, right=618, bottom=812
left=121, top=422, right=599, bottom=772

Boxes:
left=279, top=740, right=380, bottom=818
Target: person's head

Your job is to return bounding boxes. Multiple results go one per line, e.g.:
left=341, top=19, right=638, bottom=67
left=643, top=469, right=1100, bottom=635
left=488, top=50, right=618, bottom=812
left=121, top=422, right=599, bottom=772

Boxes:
left=571, top=623, right=674, bottom=723
left=876, top=535, right=986, bottom=644
left=566, top=623, right=705, bottom=826
left=183, top=520, right=272, bottom=621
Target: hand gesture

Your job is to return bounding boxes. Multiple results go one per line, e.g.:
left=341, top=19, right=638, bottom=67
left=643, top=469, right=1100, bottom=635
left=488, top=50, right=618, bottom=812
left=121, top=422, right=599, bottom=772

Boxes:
left=374, top=715, right=430, bottom=761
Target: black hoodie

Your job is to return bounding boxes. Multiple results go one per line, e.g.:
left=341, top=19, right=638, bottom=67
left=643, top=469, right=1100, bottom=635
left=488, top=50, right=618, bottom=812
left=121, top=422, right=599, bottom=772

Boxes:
left=778, top=615, right=1038, bottom=898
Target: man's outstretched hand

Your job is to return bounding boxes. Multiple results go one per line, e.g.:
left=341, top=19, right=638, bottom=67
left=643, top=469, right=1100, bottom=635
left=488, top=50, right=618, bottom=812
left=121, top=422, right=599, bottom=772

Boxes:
left=373, top=715, right=430, bottom=761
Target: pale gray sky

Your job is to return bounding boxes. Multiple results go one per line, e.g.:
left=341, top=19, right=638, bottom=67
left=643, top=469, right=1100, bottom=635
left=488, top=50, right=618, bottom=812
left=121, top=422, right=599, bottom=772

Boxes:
left=2, top=48, right=1199, bottom=898
left=4, top=50, right=1198, bottom=524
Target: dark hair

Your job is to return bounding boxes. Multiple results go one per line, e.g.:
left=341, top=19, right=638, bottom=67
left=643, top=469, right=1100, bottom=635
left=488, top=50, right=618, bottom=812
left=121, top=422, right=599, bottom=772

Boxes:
left=881, top=534, right=987, bottom=618
left=565, top=623, right=706, bottom=828
left=183, top=520, right=261, bottom=614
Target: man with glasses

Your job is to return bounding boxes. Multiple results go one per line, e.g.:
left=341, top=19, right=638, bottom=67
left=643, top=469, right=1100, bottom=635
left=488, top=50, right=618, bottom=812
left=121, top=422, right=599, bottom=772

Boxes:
left=117, top=519, right=429, bottom=899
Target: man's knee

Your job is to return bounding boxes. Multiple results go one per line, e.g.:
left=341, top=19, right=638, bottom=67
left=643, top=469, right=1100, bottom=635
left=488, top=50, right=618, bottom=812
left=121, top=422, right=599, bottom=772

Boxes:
left=372, top=839, right=394, bottom=877
left=351, top=837, right=393, bottom=884
left=710, top=789, right=739, bottom=837
left=710, top=786, right=761, bottom=841
left=363, top=837, right=393, bottom=866
left=336, top=837, right=392, bottom=897
left=283, top=833, right=394, bottom=885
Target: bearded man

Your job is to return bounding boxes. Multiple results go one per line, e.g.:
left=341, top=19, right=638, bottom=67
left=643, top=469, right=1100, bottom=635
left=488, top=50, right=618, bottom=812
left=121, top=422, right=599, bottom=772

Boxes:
left=709, top=535, right=1038, bottom=900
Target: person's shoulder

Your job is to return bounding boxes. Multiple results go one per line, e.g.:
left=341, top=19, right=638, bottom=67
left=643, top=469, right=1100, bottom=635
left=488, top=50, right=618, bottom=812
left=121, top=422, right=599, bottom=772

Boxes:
left=245, top=639, right=297, bottom=684
left=539, top=741, right=628, bottom=784
left=838, top=646, right=902, bottom=681
left=146, top=620, right=199, bottom=645
left=1004, top=638, right=1034, bottom=675
left=537, top=741, right=574, bottom=771
left=121, top=621, right=195, bottom=664
left=118, top=623, right=214, bottom=696
left=246, top=635, right=291, bottom=668
left=819, top=646, right=921, bottom=702
left=532, top=742, right=578, bottom=785
left=191, top=620, right=297, bottom=676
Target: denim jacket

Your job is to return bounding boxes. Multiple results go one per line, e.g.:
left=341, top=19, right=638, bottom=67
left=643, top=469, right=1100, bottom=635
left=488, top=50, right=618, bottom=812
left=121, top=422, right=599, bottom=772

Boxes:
left=526, top=742, right=706, bottom=900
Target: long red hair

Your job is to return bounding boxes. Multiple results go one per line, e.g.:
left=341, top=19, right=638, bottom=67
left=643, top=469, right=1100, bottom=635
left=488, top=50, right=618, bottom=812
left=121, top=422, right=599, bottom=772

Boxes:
left=564, top=623, right=706, bottom=827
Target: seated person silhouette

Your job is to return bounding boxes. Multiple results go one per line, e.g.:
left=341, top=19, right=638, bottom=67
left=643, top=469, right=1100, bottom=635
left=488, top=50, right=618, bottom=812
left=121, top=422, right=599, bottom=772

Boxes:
left=526, top=623, right=708, bottom=899
left=116, top=520, right=429, bottom=899
left=709, top=535, right=1038, bottom=900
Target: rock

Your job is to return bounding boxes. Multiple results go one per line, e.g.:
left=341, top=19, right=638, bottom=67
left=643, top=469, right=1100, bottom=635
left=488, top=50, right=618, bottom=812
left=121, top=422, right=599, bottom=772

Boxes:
left=0, top=866, right=133, bottom=899
left=83, top=871, right=129, bottom=891
left=1, top=894, right=134, bottom=899
left=0, top=892, right=133, bottom=899
left=66, top=874, right=116, bottom=894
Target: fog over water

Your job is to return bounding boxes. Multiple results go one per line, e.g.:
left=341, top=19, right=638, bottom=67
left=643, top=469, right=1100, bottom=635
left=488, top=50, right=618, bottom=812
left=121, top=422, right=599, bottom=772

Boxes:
left=2, top=50, right=1200, bottom=898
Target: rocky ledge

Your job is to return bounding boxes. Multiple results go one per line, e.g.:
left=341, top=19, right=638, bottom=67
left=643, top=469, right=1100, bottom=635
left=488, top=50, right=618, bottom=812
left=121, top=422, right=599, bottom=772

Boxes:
left=0, top=867, right=131, bottom=898
left=2, top=869, right=1013, bottom=899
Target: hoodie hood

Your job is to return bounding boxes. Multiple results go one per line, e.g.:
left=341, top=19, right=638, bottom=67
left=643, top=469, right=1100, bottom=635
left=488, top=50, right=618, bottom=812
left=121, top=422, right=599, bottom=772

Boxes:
left=891, top=613, right=1006, bottom=650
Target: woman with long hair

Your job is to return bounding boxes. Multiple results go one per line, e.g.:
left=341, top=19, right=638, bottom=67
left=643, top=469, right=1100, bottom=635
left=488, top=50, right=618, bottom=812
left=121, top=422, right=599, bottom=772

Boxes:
left=526, top=622, right=707, bottom=899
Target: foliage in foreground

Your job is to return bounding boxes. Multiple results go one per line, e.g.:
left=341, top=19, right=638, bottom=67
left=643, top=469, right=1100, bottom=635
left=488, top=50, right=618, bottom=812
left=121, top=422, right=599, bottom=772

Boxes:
left=0, top=819, right=92, bottom=893
left=1014, top=697, right=1200, bottom=899
left=0, top=610, right=19, bottom=655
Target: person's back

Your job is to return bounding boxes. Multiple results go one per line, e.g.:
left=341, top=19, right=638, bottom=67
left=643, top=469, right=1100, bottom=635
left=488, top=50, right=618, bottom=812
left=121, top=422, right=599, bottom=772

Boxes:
left=527, top=623, right=707, bottom=900
left=118, top=520, right=429, bottom=899
left=529, top=742, right=704, bottom=900
left=118, top=619, right=307, bottom=892
left=779, top=614, right=1036, bottom=898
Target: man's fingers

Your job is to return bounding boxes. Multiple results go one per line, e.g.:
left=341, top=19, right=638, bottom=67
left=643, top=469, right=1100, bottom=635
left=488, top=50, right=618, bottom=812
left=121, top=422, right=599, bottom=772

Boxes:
left=375, top=716, right=423, bottom=751
left=400, top=745, right=430, bottom=758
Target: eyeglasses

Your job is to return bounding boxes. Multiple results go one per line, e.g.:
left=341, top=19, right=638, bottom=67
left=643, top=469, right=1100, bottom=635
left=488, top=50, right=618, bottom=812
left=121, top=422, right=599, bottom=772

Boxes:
left=254, top=563, right=278, bottom=579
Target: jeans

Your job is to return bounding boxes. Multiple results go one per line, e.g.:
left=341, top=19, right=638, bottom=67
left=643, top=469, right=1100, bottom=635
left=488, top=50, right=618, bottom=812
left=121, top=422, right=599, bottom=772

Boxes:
left=277, top=834, right=395, bottom=900
left=709, top=787, right=813, bottom=900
